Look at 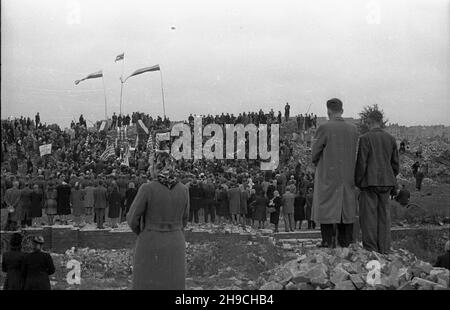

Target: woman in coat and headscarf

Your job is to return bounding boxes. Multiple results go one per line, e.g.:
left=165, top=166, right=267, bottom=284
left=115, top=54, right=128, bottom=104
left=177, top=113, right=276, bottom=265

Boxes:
left=22, top=236, right=55, bottom=290
left=2, top=233, right=25, bottom=290
left=127, top=151, right=189, bottom=290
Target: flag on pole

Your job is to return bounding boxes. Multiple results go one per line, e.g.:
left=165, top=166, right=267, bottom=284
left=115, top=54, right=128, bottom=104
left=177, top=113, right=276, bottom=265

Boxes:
left=100, top=144, right=116, bottom=161
left=125, top=65, right=160, bottom=81
left=115, top=53, right=124, bottom=62
left=75, top=70, right=103, bottom=85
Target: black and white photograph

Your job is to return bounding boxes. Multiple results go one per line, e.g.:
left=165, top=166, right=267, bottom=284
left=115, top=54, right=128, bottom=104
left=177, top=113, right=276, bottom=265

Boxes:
left=1, top=0, right=449, bottom=297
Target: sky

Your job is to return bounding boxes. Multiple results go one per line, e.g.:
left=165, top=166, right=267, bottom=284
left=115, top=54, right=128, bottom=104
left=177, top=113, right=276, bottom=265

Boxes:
left=2, top=0, right=449, bottom=128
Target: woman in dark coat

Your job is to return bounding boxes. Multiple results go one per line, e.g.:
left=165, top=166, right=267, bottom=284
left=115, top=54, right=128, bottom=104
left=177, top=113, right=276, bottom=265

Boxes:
left=127, top=152, right=189, bottom=290
left=305, top=187, right=315, bottom=229
left=294, top=190, right=306, bottom=230
left=30, top=184, right=44, bottom=226
left=269, top=190, right=282, bottom=232
left=2, top=233, right=25, bottom=290
left=56, top=180, right=71, bottom=224
left=216, top=185, right=229, bottom=223
left=108, top=181, right=122, bottom=228
left=250, top=189, right=268, bottom=229
left=122, top=182, right=137, bottom=223
left=22, top=236, right=55, bottom=290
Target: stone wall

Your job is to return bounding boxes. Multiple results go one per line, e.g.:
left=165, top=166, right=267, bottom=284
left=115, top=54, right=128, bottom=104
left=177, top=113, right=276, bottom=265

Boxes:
left=1, top=225, right=448, bottom=254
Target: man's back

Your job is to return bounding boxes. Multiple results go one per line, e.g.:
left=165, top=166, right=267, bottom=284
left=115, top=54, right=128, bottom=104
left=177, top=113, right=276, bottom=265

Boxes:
left=311, top=117, right=359, bottom=225
left=94, top=186, right=107, bottom=208
left=312, top=118, right=359, bottom=183
left=355, top=128, right=399, bottom=188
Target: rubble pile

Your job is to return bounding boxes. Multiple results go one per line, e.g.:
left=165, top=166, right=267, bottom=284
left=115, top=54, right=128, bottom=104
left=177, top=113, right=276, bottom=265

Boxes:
left=403, top=138, right=450, bottom=183
left=185, top=223, right=273, bottom=236
left=258, top=243, right=449, bottom=290
left=52, top=247, right=133, bottom=279
left=186, top=242, right=220, bottom=276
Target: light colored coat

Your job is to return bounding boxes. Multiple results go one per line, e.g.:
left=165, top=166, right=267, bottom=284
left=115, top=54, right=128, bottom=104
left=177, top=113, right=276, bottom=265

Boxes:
left=311, top=117, right=359, bottom=224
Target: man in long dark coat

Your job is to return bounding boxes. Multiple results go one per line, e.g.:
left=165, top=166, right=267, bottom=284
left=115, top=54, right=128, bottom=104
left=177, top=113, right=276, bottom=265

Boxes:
left=311, top=98, right=359, bottom=248
left=94, top=180, right=108, bottom=229
left=355, top=110, right=399, bottom=254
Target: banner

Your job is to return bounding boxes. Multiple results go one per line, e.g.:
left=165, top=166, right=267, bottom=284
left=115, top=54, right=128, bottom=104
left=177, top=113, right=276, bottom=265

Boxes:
left=155, top=132, right=170, bottom=142
left=137, top=119, right=149, bottom=135
left=39, top=144, right=52, bottom=156
left=99, top=121, right=106, bottom=131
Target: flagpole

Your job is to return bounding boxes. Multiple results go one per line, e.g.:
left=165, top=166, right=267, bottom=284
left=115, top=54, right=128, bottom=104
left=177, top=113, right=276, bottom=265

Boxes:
left=120, top=81, right=124, bottom=116
left=102, top=75, right=108, bottom=120
left=159, top=69, right=166, bottom=118
left=120, top=55, right=125, bottom=116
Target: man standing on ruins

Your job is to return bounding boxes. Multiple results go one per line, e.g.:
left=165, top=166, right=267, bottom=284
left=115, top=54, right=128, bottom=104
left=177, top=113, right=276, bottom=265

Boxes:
left=311, top=98, right=359, bottom=248
left=355, top=110, right=399, bottom=254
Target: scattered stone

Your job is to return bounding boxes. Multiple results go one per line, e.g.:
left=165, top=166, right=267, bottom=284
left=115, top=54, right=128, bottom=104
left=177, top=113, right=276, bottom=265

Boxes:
left=330, top=265, right=350, bottom=285
left=349, top=274, right=365, bottom=289
left=411, top=277, right=438, bottom=290
left=285, top=282, right=298, bottom=290
left=412, top=261, right=433, bottom=275
left=334, top=280, right=356, bottom=290
left=260, top=281, right=283, bottom=290
left=335, top=247, right=350, bottom=259
left=310, top=276, right=329, bottom=289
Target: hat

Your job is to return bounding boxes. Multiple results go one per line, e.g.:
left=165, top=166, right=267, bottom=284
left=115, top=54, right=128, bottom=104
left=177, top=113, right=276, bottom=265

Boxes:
left=32, top=236, right=45, bottom=244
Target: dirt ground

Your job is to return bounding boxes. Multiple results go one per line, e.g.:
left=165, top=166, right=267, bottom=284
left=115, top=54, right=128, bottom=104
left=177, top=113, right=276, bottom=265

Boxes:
left=1, top=182, right=448, bottom=290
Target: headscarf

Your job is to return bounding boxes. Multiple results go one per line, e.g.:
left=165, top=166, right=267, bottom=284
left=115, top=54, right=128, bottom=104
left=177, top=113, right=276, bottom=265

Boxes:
left=153, top=151, right=179, bottom=189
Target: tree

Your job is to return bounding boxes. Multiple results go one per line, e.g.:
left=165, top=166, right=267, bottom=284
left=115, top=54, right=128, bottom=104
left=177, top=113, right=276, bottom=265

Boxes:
left=357, top=104, right=388, bottom=135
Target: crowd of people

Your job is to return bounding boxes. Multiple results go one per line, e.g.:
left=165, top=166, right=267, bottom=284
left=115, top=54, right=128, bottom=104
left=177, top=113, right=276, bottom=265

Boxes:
left=0, top=106, right=316, bottom=233
left=2, top=99, right=448, bottom=291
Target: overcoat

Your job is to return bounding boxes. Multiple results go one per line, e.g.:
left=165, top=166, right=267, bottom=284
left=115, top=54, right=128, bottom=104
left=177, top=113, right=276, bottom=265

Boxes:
left=70, top=189, right=86, bottom=217
left=2, top=250, right=25, bottom=290
left=22, top=250, right=55, bottom=290
left=127, top=181, right=189, bottom=290
left=311, top=117, right=359, bottom=224
left=228, top=187, right=241, bottom=215
left=108, top=189, right=122, bottom=218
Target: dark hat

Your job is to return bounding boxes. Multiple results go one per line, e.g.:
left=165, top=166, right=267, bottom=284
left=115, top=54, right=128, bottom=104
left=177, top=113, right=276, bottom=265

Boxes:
left=32, top=235, right=45, bottom=244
